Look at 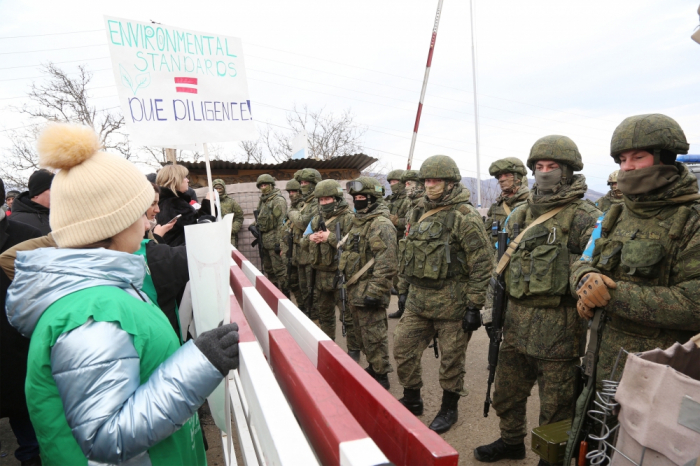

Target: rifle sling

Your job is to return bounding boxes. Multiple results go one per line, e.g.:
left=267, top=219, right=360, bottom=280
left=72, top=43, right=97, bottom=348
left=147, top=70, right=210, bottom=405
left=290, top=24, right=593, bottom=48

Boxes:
left=346, top=258, right=375, bottom=287
left=503, top=202, right=511, bottom=216
left=495, top=205, right=566, bottom=274
left=417, top=205, right=451, bottom=224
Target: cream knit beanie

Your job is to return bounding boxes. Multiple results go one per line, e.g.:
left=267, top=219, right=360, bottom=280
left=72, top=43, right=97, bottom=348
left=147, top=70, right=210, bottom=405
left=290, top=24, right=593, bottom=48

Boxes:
left=37, top=123, right=154, bottom=248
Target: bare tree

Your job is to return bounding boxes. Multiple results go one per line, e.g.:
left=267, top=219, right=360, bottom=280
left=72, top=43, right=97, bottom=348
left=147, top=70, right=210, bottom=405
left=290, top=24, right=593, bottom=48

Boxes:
left=238, top=105, right=366, bottom=163
left=1, top=63, right=131, bottom=187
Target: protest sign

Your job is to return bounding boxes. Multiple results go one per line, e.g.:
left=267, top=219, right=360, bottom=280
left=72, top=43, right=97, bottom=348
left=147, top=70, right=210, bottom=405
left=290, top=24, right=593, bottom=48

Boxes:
left=104, top=16, right=256, bottom=146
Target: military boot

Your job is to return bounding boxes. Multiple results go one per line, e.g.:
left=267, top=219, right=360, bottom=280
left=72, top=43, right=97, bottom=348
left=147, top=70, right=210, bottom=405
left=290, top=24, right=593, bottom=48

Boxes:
left=347, top=350, right=361, bottom=363
left=387, top=308, right=404, bottom=319
left=429, top=390, right=460, bottom=433
left=473, top=438, right=526, bottom=462
left=398, top=388, right=423, bottom=416
left=365, top=365, right=390, bottom=390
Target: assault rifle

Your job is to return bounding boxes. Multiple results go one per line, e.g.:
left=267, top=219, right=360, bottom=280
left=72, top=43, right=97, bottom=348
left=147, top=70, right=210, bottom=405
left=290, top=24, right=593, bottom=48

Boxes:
left=306, top=208, right=327, bottom=312
left=335, top=221, right=347, bottom=336
left=483, top=225, right=514, bottom=417
left=249, top=209, right=265, bottom=275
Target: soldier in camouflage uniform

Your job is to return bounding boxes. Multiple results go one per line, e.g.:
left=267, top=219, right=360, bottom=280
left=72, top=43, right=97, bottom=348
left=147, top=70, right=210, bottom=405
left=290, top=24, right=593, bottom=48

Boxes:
left=339, top=177, right=397, bottom=389
left=594, top=170, right=623, bottom=213
left=288, top=169, right=322, bottom=318
left=213, top=179, right=244, bottom=247
left=475, top=136, right=601, bottom=462
left=281, top=179, right=304, bottom=308
left=253, top=174, right=288, bottom=292
left=385, top=169, right=412, bottom=238
left=483, top=158, right=530, bottom=246
left=301, top=180, right=360, bottom=359
left=394, top=155, right=493, bottom=434
left=388, top=169, right=425, bottom=319
left=573, top=114, right=700, bottom=391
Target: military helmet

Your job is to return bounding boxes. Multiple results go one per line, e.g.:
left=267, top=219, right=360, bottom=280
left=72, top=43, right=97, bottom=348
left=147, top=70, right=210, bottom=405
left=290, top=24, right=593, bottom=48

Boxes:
left=314, top=179, right=344, bottom=199
left=400, top=170, right=420, bottom=183
left=489, top=157, right=527, bottom=178
left=386, top=169, right=405, bottom=182
left=346, top=176, right=385, bottom=197
left=285, top=179, right=301, bottom=191
left=418, top=155, right=461, bottom=182
left=607, top=170, right=619, bottom=185
left=213, top=178, right=226, bottom=189
left=526, top=135, right=583, bottom=172
left=610, top=114, right=689, bottom=160
left=294, top=168, right=322, bottom=184
left=256, top=174, right=276, bottom=188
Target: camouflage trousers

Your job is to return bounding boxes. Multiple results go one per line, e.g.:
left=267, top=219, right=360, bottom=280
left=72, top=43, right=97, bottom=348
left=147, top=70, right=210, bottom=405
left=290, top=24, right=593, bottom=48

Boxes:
left=298, top=264, right=316, bottom=319
left=287, top=261, right=304, bottom=311
left=231, top=234, right=238, bottom=249
left=261, top=247, right=287, bottom=290
left=349, top=303, right=392, bottom=375
left=314, top=270, right=358, bottom=350
left=393, top=310, right=471, bottom=395
left=492, top=342, right=578, bottom=444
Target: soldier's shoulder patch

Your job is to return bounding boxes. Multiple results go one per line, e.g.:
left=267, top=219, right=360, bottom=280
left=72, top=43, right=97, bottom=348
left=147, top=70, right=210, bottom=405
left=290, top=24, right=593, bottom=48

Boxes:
left=370, top=233, right=387, bottom=252
left=457, top=204, right=474, bottom=216
left=465, top=230, right=485, bottom=251
left=273, top=205, right=283, bottom=217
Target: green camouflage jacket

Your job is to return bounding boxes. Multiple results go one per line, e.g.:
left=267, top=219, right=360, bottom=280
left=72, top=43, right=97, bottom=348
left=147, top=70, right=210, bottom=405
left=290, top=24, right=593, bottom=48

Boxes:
left=571, top=164, right=700, bottom=355
left=594, top=191, right=623, bottom=213
left=301, top=201, right=355, bottom=273
left=386, top=191, right=412, bottom=238
left=281, top=196, right=305, bottom=266
left=219, top=194, right=244, bottom=241
left=339, top=201, right=397, bottom=308
left=255, top=188, right=287, bottom=250
left=484, top=185, right=530, bottom=245
left=288, top=192, right=318, bottom=265
left=500, top=175, right=601, bottom=359
left=398, top=183, right=493, bottom=320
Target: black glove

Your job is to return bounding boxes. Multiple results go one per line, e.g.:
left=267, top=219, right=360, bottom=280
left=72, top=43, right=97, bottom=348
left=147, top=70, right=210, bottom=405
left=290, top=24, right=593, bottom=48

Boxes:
left=398, top=294, right=407, bottom=313
left=462, top=308, right=481, bottom=332
left=363, top=296, right=381, bottom=309
left=274, top=244, right=281, bottom=254
left=194, top=323, right=240, bottom=376
left=484, top=322, right=494, bottom=339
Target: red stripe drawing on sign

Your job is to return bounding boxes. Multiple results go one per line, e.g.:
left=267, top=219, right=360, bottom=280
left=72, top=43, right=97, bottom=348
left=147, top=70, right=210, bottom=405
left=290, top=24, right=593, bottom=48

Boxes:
left=174, top=77, right=198, bottom=94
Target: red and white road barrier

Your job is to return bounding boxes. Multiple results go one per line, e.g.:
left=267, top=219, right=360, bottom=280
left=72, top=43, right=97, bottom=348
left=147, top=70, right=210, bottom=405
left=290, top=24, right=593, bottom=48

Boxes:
left=230, top=249, right=389, bottom=466
left=231, top=248, right=459, bottom=466
left=226, top=288, right=318, bottom=466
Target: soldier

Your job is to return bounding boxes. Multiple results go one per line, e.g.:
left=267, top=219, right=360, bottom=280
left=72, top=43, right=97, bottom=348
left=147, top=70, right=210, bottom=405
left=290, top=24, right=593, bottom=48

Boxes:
left=288, top=169, right=322, bottom=318
left=213, top=179, right=244, bottom=247
left=594, top=170, right=623, bottom=213
left=385, top=169, right=411, bottom=238
left=339, top=177, right=396, bottom=389
left=573, top=114, right=700, bottom=389
left=474, top=136, right=601, bottom=462
left=282, top=179, right=304, bottom=308
left=253, top=174, right=288, bottom=293
left=302, top=180, right=359, bottom=359
left=484, top=158, right=530, bottom=245
left=394, top=155, right=493, bottom=434
left=388, top=169, right=425, bottom=319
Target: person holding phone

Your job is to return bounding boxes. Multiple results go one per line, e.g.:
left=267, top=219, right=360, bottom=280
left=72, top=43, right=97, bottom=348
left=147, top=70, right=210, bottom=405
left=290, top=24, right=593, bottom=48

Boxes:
left=155, top=165, right=213, bottom=246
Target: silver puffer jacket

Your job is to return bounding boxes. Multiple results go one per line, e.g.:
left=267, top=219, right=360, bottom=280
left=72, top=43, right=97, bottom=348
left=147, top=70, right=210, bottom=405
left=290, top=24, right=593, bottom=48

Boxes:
left=6, top=248, right=222, bottom=466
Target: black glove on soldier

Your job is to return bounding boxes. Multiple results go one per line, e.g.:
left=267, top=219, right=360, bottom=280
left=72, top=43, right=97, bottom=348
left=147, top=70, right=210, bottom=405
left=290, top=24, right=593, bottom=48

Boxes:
left=363, top=296, right=381, bottom=309
left=462, top=308, right=481, bottom=332
left=194, top=323, right=240, bottom=376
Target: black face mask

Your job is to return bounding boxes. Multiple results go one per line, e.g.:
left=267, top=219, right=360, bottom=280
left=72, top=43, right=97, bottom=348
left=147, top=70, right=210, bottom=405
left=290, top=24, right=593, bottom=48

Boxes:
left=353, top=198, right=368, bottom=211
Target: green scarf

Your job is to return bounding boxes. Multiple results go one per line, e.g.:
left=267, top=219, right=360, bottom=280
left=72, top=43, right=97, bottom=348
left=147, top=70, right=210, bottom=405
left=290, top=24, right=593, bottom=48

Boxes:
left=623, top=163, right=700, bottom=218
left=528, top=174, right=588, bottom=217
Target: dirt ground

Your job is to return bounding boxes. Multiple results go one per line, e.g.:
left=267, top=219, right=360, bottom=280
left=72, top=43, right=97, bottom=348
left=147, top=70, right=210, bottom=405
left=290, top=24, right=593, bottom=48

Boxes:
left=0, top=295, right=542, bottom=466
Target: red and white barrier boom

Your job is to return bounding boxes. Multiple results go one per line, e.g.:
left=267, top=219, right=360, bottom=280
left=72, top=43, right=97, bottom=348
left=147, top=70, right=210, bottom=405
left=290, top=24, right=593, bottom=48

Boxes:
left=231, top=248, right=459, bottom=466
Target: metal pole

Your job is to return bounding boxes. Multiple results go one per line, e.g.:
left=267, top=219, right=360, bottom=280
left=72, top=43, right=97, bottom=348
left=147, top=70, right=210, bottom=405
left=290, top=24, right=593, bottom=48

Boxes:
left=469, top=0, right=482, bottom=207
left=407, top=0, right=444, bottom=170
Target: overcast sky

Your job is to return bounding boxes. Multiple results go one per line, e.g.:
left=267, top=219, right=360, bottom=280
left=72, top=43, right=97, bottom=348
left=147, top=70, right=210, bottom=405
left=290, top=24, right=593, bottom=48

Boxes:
left=1, top=0, right=699, bottom=194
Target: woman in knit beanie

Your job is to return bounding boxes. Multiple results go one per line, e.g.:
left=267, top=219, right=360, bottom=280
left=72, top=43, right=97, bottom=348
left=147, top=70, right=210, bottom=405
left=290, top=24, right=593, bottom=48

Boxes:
left=5, top=124, right=239, bottom=466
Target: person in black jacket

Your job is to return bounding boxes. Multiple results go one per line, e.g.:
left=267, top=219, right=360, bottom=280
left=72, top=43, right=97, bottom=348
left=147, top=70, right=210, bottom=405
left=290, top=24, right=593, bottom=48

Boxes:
left=155, top=165, right=213, bottom=246
left=0, top=178, right=43, bottom=465
left=11, top=170, right=53, bottom=235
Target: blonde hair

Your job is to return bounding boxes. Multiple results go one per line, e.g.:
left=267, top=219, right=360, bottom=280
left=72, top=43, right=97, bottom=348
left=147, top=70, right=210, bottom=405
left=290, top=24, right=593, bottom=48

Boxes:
left=156, top=164, right=189, bottom=195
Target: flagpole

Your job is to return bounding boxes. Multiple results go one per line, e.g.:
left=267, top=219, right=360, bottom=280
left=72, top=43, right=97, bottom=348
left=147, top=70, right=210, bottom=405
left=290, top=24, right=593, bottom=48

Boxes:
left=406, top=0, right=444, bottom=170
left=469, top=0, right=482, bottom=207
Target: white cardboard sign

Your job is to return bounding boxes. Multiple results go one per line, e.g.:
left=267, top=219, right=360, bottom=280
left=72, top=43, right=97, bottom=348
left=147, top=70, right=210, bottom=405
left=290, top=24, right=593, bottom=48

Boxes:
left=104, top=16, right=256, bottom=145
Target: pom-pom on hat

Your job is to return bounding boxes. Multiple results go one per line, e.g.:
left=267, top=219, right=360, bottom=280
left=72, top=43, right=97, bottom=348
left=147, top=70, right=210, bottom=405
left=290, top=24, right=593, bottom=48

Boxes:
left=37, top=123, right=154, bottom=248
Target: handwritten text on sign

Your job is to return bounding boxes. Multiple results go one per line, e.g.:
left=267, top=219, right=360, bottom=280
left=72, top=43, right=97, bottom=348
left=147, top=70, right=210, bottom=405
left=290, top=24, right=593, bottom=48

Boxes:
left=105, top=16, right=256, bottom=146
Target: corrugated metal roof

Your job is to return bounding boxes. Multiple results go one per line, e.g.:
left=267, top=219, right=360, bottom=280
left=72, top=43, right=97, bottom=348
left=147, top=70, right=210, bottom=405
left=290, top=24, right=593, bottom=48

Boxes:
left=176, top=153, right=378, bottom=172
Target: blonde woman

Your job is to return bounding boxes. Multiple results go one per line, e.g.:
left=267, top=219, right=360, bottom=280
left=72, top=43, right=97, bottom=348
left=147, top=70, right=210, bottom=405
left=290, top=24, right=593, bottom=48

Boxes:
left=155, top=164, right=213, bottom=246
